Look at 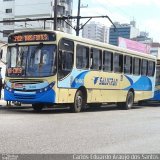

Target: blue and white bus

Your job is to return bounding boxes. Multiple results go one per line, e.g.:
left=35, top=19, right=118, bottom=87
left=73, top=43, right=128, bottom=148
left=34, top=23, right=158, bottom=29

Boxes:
left=151, top=59, right=160, bottom=101
left=0, top=30, right=157, bottom=112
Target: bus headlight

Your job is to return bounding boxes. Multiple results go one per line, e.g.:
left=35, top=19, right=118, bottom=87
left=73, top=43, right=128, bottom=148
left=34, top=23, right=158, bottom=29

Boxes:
left=36, top=82, right=55, bottom=93
left=5, top=85, right=13, bottom=92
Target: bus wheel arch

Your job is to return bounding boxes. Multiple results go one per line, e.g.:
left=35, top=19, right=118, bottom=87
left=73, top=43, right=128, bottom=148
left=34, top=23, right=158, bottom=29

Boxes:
left=70, top=86, right=87, bottom=113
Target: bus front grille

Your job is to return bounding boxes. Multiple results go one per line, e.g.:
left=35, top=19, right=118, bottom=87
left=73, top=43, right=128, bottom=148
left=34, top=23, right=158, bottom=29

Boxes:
left=9, top=79, right=44, bottom=84
left=14, top=94, right=36, bottom=99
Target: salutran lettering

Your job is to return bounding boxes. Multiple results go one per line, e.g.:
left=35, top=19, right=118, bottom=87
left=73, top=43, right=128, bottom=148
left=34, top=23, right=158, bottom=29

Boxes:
left=94, top=77, right=118, bottom=86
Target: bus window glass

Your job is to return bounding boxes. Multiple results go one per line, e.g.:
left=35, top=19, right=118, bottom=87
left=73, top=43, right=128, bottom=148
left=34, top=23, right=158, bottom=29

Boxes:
left=61, top=51, right=73, bottom=70
left=113, top=53, right=123, bottom=73
left=133, top=58, right=141, bottom=75
left=10, top=47, right=17, bottom=67
left=7, top=44, right=57, bottom=77
left=148, top=61, right=155, bottom=77
left=27, top=45, right=56, bottom=77
left=76, top=45, right=89, bottom=69
left=156, top=66, right=160, bottom=85
left=103, top=51, right=112, bottom=72
left=141, top=59, right=148, bottom=75
left=59, top=39, right=74, bottom=52
left=91, top=48, right=102, bottom=70
left=124, top=55, right=132, bottom=74
left=58, top=39, right=74, bottom=79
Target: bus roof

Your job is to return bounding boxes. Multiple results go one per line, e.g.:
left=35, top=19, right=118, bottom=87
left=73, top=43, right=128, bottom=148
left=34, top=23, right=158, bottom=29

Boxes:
left=9, top=30, right=156, bottom=61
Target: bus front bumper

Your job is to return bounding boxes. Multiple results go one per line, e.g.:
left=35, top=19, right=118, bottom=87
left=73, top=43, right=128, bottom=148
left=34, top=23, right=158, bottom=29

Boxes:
left=4, top=89, right=56, bottom=104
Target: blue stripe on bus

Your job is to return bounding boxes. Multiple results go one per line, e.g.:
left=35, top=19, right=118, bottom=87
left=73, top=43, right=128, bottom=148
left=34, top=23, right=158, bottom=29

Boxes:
left=124, top=75, right=134, bottom=85
left=124, top=76, right=152, bottom=91
left=71, top=71, right=89, bottom=88
left=152, top=90, right=160, bottom=100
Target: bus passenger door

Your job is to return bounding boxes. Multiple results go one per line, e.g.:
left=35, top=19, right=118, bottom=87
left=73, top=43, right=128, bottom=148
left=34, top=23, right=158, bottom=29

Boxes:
left=57, top=39, right=74, bottom=103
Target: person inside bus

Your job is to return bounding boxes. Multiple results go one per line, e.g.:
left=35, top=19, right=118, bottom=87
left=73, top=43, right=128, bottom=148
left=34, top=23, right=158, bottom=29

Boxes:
left=41, top=49, right=52, bottom=76
left=34, top=49, right=51, bottom=76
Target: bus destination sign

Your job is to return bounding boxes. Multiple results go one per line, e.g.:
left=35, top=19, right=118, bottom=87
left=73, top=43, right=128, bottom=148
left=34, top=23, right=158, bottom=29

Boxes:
left=8, top=32, right=56, bottom=43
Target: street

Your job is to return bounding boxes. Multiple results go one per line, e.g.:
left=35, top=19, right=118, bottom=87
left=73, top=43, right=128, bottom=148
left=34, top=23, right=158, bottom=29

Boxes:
left=0, top=102, right=160, bottom=154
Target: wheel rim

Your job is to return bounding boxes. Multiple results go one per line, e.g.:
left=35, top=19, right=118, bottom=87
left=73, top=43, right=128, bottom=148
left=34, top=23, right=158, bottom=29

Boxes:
left=127, top=93, right=133, bottom=108
left=76, top=95, right=83, bottom=109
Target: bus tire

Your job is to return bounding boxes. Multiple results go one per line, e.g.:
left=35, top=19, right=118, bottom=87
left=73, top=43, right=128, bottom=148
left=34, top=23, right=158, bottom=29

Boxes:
left=117, top=91, right=134, bottom=110
left=32, top=103, right=43, bottom=112
left=71, top=90, right=86, bottom=113
left=124, top=91, right=134, bottom=110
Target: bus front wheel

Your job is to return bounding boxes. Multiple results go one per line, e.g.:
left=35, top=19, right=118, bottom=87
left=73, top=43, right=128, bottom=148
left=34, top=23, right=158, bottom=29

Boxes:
left=71, top=90, right=86, bottom=113
left=32, top=103, right=44, bottom=112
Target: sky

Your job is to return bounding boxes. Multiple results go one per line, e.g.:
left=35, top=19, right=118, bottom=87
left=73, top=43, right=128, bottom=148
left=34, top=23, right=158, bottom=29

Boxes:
left=73, top=0, right=160, bottom=42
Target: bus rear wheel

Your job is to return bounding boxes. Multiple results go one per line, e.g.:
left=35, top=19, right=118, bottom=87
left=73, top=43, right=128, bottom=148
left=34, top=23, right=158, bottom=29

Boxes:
left=32, top=103, right=44, bottom=112
left=71, top=90, right=86, bottom=113
left=117, top=91, right=134, bottom=110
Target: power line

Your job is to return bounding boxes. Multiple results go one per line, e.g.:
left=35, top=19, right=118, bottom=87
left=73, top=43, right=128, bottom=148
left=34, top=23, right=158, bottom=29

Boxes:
left=0, top=0, right=116, bottom=36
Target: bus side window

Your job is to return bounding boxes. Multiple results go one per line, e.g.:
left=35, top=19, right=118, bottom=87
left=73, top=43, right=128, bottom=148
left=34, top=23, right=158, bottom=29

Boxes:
left=76, top=45, right=89, bottom=69
left=148, top=61, right=155, bottom=77
left=133, top=58, right=141, bottom=75
left=58, top=38, right=74, bottom=80
left=156, top=66, right=160, bottom=84
left=103, top=51, right=113, bottom=72
left=124, top=55, right=132, bottom=74
left=113, top=53, right=123, bottom=73
left=90, top=48, right=102, bottom=70
left=141, top=59, right=148, bottom=76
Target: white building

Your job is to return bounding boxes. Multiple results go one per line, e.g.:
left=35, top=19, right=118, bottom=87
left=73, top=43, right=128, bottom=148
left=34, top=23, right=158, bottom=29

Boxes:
left=82, top=21, right=109, bottom=43
left=150, top=43, right=160, bottom=59
left=0, top=0, right=15, bottom=42
left=0, top=41, right=7, bottom=81
left=0, top=0, right=73, bottom=42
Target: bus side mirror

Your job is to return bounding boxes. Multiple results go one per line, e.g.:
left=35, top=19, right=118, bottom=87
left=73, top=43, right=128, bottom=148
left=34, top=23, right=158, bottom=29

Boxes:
left=0, top=43, right=7, bottom=64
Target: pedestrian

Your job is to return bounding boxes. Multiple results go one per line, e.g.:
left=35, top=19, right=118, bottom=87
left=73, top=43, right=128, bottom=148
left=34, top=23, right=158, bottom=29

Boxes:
left=0, top=67, right=2, bottom=99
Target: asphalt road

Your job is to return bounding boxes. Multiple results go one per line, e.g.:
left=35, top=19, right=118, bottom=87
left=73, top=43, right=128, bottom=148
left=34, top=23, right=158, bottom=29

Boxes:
left=0, top=102, right=160, bottom=154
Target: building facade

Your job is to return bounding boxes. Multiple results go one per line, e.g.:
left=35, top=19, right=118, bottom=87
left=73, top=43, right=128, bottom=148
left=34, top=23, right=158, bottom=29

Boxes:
left=0, top=41, right=7, bottom=81
left=82, top=21, right=109, bottom=43
left=0, top=0, right=15, bottom=42
left=0, top=0, right=73, bottom=42
left=131, top=31, right=153, bottom=44
left=150, top=43, right=160, bottom=59
left=109, top=21, right=139, bottom=46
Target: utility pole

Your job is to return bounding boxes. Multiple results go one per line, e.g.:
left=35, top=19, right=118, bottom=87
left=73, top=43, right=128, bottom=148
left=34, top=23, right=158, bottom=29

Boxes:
left=76, top=0, right=81, bottom=36
left=54, top=0, right=58, bottom=30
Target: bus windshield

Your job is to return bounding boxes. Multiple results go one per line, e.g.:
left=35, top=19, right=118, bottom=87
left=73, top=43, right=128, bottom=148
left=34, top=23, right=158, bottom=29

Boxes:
left=7, top=44, right=57, bottom=77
